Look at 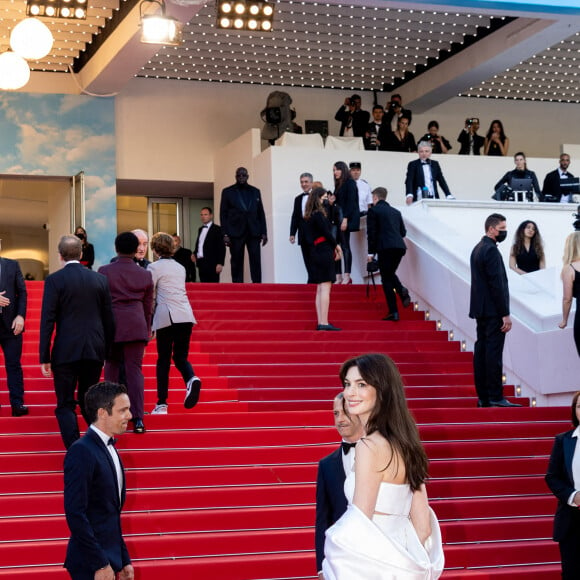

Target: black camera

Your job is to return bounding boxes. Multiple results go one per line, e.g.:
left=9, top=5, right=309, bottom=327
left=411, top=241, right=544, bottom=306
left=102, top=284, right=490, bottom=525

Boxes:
left=349, top=98, right=357, bottom=106
left=389, top=101, right=398, bottom=110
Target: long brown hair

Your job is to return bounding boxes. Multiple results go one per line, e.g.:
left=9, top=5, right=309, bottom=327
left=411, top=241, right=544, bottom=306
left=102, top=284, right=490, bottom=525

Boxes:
left=333, top=161, right=350, bottom=191
left=304, top=187, right=328, bottom=221
left=339, top=353, right=429, bottom=491
left=511, top=220, right=545, bottom=262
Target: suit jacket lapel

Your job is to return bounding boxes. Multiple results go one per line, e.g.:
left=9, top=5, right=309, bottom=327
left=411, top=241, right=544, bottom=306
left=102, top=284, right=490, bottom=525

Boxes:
left=564, top=432, right=577, bottom=485
left=88, top=428, right=123, bottom=510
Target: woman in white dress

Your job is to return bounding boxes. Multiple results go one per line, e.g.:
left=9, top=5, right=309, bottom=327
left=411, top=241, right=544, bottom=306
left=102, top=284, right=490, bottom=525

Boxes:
left=322, top=353, right=444, bottom=580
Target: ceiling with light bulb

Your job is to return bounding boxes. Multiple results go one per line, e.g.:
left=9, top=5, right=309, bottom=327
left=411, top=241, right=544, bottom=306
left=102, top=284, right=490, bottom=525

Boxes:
left=0, top=0, right=578, bottom=107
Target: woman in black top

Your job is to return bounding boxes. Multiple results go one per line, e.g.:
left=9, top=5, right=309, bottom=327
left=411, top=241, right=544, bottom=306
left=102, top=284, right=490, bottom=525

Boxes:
left=558, top=231, right=580, bottom=357
left=75, top=226, right=94, bottom=269
left=495, top=152, right=541, bottom=200
left=509, top=220, right=545, bottom=274
left=383, top=115, right=416, bottom=153
left=419, top=120, right=451, bottom=154
left=484, top=120, right=509, bottom=156
left=333, top=161, right=359, bottom=284
left=303, top=188, right=342, bottom=330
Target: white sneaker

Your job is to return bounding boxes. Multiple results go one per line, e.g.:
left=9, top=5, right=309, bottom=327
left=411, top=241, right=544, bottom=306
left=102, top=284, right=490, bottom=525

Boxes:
left=151, top=404, right=168, bottom=415
left=184, top=376, right=202, bottom=409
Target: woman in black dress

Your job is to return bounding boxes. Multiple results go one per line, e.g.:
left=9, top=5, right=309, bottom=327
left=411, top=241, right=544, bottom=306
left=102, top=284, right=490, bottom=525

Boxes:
left=509, top=220, right=545, bottom=274
left=333, top=161, right=359, bottom=285
left=382, top=114, right=416, bottom=153
left=558, top=231, right=580, bottom=356
left=484, top=120, right=509, bottom=156
left=304, top=187, right=342, bottom=331
left=74, top=226, right=94, bottom=269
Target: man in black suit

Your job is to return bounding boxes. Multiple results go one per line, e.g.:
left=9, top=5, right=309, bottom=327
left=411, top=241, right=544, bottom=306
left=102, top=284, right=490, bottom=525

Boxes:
left=469, top=214, right=520, bottom=408
left=315, top=393, right=363, bottom=579
left=172, top=234, right=196, bottom=282
left=193, top=206, right=227, bottom=283
left=40, top=235, right=115, bottom=449
left=334, top=94, right=370, bottom=137
left=64, top=381, right=133, bottom=580
left=364, top=105, right=390, bottom=151
left=367, top=187, right=411, bottom=321
left=405, top=141, right=455, bottom=205
left=457, top=117, right=484, bottom=155
left=0, top=240, right=28, bottom=416
left=220, top=167, right=268, bottom=283
left=541, top=153, right=576, bottom=203
left=545, top=396, right=580, bottom=579
left=289, top=172, right=314, bottom=283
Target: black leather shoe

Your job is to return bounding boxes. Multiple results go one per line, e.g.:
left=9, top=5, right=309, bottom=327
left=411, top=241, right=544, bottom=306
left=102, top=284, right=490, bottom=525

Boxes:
left=317, top=324, right=341, bottom=331
left=382, top=312, right=400, bottom=321
left=133, top=418, right=146, bottom=433
left=11, top=405, right=29, bottom=417
left=490, top=398, right=522, bottom=407
left=477, top=399, right=491, bottom=408
left=400, top=288, right=411, bottom=309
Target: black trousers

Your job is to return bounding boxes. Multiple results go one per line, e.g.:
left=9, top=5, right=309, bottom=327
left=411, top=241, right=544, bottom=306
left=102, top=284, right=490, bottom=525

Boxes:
left=53, top=359, right=103, bottom=449
left=155, top=322, right=194, bottom=405
left=473, top=317, right=505, bottom=403
left=341, top=230, right=352, bottom=274
left=377, top=248, right=405, bottom=314
left=197, top=258, right=220, bottom=283
left=559, top=508, right=580, bottom=579
left=0, top=329, right=24, bottom=407
left=229, top=235, right=261, bottom=283
left=300, top=243, right=314, bottom=284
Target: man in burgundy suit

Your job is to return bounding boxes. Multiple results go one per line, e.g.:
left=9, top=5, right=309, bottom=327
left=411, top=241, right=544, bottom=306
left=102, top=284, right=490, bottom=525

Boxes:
left=98, top=232, right=153, bottom=433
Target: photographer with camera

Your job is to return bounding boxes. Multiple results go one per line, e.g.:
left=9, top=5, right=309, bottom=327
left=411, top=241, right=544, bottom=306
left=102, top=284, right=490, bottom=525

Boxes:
left=458, top=117, right=484, bottom=155
left=420, top=121, right=451, bottom=154
left=364, top=105, right=390, bottom=151
left=334, top=94, right=369, bottom=138
left=366, top=187, right=411, bottom=321
left=384, top=94, right=412, bottom=132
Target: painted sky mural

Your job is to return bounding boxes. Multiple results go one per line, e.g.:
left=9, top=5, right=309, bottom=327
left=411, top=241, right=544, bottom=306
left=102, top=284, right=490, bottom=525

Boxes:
left=0, top=92, right=116, bottom=268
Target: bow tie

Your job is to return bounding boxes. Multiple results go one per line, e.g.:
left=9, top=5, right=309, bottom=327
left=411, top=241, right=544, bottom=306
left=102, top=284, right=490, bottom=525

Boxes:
left=341, top=441, right=357, bottom=455
left=562, top=172, right=568, bottom=176
left=108, top=437, right=117, bottom=446
left=202, top=225, right=208, bottom=228
left=421, top=160, right=431, bottom=165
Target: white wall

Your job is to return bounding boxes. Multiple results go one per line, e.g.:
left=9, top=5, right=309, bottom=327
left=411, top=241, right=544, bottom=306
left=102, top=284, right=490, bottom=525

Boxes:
left=115, top=78, right=580, bottom=184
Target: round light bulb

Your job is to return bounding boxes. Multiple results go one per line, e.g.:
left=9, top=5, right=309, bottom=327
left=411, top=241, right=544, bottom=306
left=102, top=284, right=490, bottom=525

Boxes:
left=219, top=17, right=231, bottom=27
left=263, top=4, right=273, bottom=16
left=234, top=17, right=244, bottom=28
left=261, top=20, right=272, bottom=30
left=0, top=51, right=31, bottom=90
left=220, top=2, right=231, bottom=13
left=234, top=2, right=245, bottom=14
left=10, top=18, right=54, bottom=60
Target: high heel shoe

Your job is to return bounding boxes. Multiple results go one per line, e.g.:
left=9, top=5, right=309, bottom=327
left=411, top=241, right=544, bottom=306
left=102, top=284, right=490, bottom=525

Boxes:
left=342, top=274, right=352, bottom=285
left=335, top=274, right=343, bottom=284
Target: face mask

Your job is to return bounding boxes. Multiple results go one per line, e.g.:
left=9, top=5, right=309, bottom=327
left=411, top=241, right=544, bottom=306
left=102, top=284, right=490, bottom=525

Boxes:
left=76, top=233, right=85, bottom=241
left=322, top=199, right=330, bottom=208
left=495, top=230, right=507, bottom=244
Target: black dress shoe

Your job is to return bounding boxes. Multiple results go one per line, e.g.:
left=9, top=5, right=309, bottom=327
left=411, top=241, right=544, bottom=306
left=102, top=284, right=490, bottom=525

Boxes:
left=133, top=418, right=146, bottom=433
left=490, top=398, right=522, bottom=407
left=382, top=312, right=400, bottom=321
left=477, top=399, right=491, bottom=408
left=316, top=324, right=341, bottom=331
left=400, top=288, right=411, bottom=309
left=11, top=405, right=29, bottom=417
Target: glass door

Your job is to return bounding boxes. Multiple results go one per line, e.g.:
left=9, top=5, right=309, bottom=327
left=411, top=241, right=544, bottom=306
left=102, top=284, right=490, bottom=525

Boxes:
left=147, top=197, right=182, bottom=260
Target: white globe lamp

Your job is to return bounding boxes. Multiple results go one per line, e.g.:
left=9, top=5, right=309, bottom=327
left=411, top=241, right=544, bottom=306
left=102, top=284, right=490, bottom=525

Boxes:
left=10, top=18, right=54, bottom=61
left=0, top=51, right=31, bottom=90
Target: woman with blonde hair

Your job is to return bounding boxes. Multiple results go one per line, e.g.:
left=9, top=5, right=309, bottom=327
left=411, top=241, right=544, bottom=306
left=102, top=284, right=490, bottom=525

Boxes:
left=558, top=231, right=580, bottom=356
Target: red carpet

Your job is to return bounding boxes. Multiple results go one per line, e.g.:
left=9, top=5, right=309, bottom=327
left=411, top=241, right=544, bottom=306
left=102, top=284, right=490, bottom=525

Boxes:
left=0, top=281, right=567, bottom=578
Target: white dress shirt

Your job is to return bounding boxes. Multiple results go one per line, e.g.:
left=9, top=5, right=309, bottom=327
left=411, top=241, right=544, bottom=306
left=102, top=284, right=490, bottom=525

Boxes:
left=90, top=424, right=123, bottom=503
left=197, top=220, right=213, bottom=258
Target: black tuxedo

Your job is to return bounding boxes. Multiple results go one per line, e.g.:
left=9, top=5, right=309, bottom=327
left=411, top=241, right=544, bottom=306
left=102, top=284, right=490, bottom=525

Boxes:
left=364, top=121, right=391, bottom=150
left=469, top=236, right=509, bottom=404
left=542, top=169, right=577, bottom=202
left=457, top=130, right=484, bottom=155
left=220, top=182, right=267, bottom=283
left=194, top=223, right=226, bottom=283
left=173, top=246, right=196, bottom=282
left=290, top=192, right=313, bottom=282
left=367, top=200, right=407, bottom=316
left=405, top=159, right=452, bottom=201
left=64, top=427, right=131, bottom=577
left=40, top=263, right=115, bottom=448
left=0, top=257, right=27, bottom=407
left=315, top=447, right=348, bottom=572
left=334, top=106, right=370, bottom=137
left=545, top=430, right=580, bottom=578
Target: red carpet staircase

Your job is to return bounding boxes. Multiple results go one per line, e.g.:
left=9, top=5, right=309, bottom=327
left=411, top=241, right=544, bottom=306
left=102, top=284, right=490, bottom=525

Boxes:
left=0, top=281, right=568, bottom=578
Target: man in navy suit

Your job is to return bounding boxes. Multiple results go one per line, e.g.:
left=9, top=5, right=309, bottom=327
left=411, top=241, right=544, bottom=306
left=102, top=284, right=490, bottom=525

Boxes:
left=0, top=239, right=28, bottom=416
left=64, top=381, right=134, bottom=580
left=315, top=393, right=363, bottom=578
left=99, top=232, right=153, bottom=434
left=405, top=141, right=455, bottom=205
left=289, top=172, right=314, bottom=283
left=220, top=167, right=268, bottom=283
left=545, top=391, right=580, bottom=580
left=193, top=207, right=227, bottom=283
left=40, top=235, right=115, bottom=448
left=469, top=214, right=520, bottom=408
